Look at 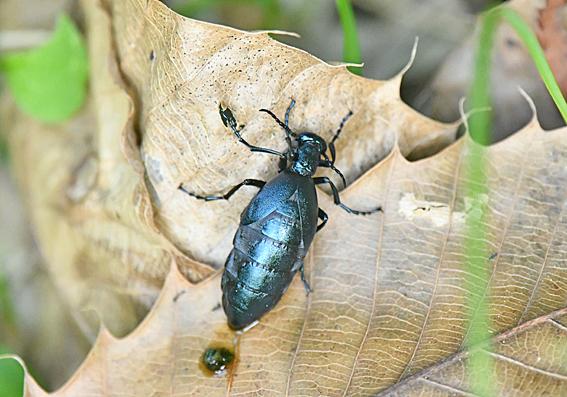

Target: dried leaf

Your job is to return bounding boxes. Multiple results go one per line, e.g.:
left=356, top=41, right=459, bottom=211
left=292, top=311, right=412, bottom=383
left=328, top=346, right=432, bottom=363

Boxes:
left=14, top=111, right=567, bottom=395
left=109, top=0, right=456, bottom=273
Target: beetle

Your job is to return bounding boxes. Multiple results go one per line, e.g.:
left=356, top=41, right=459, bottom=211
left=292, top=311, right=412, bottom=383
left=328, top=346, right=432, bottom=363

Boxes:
left=179, top=100, right=381, bottom=329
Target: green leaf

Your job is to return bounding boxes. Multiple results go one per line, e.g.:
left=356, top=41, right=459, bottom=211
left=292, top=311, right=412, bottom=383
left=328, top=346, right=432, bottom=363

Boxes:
left=0, top=348, right=24, bottom=397
left=0, top=14, right=88, bottom=123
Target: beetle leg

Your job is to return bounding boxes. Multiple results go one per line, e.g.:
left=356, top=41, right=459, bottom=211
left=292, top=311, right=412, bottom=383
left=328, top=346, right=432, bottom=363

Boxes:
left=316, top=208, right=328, bottom=231
left=219, top=104, right=286, bottom=159
left=318, top=156, right=347, bottom=188
left=300, top=265, right=311, bottom=293
left=179, top=179, right=266, bottom=201
left=328, top=141, right=337, bottom=165
left=313, top=177, right=382, bottom=215
left=233, top=130, right=286, bottom=158
left=278, top=149, right=289, bottom=172
left=219, top=103, right=239, bottom=130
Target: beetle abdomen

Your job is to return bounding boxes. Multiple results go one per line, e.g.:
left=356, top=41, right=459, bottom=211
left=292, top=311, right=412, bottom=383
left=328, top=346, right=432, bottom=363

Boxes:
left=222, top=209, right=309, bottom=329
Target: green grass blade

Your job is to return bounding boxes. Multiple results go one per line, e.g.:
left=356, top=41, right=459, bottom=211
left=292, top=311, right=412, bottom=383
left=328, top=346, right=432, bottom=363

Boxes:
left=0, top=134, right=8, bottom=164
left=463, top=140, right=495, bottom=397
left=0, top=266, right=16, bottom=330
left=497, top=8, right=567, bottom=124
left=468, top=8, right=499, bottom=144
left=335, top=0, right=362, bottom=75
left=465, top=6, right=499, bottom=396
left=464, top=4, right=567, bottom=396
left=469, top=6, right=567, bottom=139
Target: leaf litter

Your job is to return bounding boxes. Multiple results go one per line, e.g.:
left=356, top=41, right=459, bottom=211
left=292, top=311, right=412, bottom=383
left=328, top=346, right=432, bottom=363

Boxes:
left=2, top=0, right=567, bottom=395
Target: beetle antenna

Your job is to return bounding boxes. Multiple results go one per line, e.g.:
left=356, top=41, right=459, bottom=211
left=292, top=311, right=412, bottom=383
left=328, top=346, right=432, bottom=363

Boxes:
left=260, top=108, right=297, bottom=139
left=285, top=99, right=296, bottom=127
left=331, top=112, right=353, bottom=144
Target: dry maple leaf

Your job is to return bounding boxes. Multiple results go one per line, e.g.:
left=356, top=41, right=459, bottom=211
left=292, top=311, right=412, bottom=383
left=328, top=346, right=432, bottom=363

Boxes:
left=2, top=0, right=567, bottom=395
left=4, top=0, right=456, bottom=339
left=110, top=0, right=456, bottom=273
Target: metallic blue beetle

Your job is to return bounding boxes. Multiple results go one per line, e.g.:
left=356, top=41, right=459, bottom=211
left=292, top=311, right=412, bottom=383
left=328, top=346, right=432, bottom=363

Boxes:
left=180, top=100, right=381, bottom=329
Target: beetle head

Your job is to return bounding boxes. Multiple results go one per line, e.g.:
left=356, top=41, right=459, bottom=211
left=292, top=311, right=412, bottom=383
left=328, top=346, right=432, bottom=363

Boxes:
left=297, top=133, right=327, bottom=154
left=301, top=133, right=348, bottom=188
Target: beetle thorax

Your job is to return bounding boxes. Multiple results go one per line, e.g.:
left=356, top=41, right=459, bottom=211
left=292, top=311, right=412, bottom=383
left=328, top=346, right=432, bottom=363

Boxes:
left=289, top=144, right=320, bottom=176
left=288, top=133, right=327, bottom=177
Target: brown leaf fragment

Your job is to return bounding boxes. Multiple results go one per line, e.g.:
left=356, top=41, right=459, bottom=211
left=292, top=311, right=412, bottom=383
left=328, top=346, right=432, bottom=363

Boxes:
left=16, top=264, right=233, bottom=397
